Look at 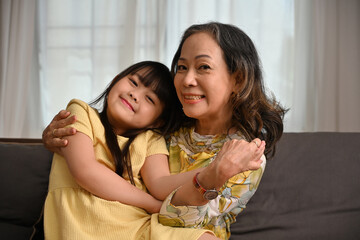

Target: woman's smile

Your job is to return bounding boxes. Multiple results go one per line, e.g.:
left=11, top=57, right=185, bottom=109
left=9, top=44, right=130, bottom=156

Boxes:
left=183, top=94, right=205, bottom=104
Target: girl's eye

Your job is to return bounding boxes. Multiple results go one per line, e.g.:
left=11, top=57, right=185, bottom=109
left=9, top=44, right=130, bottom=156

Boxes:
left=146, top=96, right=155, bottom=104
left=129, top=78, right=138, bottom=86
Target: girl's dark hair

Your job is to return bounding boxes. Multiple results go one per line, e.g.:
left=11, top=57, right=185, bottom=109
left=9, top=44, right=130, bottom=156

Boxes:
left=171, top=22, right=288, bottom=158
left=90, top=61, right=182, bottom=185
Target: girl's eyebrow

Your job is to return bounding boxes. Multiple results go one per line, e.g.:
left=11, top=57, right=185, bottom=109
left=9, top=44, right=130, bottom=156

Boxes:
left=132, top=72, right=143, bottom=81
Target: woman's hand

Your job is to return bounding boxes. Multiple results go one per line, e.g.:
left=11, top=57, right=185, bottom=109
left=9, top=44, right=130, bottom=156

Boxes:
left=169, top=138, right=265, bottom=206
left=42, top=110, right=77, bottom=154
left=207, top=138, right=265, bottom=189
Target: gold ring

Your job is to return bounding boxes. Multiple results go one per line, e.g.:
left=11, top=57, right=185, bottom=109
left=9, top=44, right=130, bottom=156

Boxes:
left=252, top=140, right=260, bottom=148
left=52, top=129, right=56, bottom=137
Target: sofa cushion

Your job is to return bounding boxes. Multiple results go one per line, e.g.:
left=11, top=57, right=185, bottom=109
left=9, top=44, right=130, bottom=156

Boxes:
left=230, top=132, right=360, bottom=240
left=0, top=139, right=52, bottom=240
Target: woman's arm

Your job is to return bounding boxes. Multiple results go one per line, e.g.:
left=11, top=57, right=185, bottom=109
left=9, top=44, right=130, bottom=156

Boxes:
left=168, top=138, right=265, bottom=206
left=158, top=139, right=266, bottom=236
left=140, top=154, right=203, bottom=200
left=62, top=131, right=162, bottom=213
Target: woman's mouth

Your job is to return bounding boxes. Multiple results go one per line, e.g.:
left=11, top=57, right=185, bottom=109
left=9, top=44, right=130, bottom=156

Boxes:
left=184, top=95, right=203, bottom=100
left=183, top=95, right=205, bottom=103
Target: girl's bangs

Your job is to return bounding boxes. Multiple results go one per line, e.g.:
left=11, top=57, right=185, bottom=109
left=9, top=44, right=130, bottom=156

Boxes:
left=131, top=66, right=170, bottom=102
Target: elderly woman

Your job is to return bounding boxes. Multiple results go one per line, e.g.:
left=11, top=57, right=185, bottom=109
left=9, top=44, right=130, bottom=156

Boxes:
left=42, top=22, right=286, bottom=240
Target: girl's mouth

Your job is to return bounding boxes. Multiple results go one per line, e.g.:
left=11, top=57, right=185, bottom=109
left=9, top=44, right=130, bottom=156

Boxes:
left=121, top=98, right=134, bottom=112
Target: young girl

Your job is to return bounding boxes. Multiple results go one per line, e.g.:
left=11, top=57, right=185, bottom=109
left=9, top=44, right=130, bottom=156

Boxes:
left=43, top=61, right=216, bottom=240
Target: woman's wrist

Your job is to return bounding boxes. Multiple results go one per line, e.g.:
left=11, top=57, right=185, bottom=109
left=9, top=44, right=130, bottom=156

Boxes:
left=197, top=164, right=226, bottom=191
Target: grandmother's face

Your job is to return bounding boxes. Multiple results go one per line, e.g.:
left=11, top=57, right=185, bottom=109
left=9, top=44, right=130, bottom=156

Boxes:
left=174, top=32, right=236, bottom=124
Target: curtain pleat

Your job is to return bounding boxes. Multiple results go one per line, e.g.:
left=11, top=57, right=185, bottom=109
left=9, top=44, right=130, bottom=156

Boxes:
left=0, top=0, right=42, bottom=137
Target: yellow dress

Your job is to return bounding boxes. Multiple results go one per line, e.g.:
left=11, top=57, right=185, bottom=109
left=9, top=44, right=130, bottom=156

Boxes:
left=44, top=99, right=210, bottom=240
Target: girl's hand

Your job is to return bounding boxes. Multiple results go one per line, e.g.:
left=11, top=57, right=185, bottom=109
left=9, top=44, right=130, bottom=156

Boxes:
left=42, top=110, right=77, bottom=154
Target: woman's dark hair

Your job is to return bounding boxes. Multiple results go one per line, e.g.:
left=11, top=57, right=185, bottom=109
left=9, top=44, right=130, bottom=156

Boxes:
left=90, top=61, right=182, bottom=185
left=171, top=22, right=287, bottom=158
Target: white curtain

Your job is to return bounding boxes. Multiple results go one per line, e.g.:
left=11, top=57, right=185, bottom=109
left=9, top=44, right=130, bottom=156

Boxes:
left=0, top=0, right=359, bottom=138
left=289, top=0, right=360, bottom=131
left=0, top=0, right=42, bottom=138
left=37, top=0, right=168, bottom=128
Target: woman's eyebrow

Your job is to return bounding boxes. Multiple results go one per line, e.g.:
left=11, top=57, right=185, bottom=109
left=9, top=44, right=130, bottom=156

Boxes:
left=195, top=54, right=211, bottom=59
left=178, top=55, right=212, bottom=61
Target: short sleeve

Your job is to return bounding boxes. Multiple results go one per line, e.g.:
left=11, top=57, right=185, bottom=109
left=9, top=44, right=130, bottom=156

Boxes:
left=66, top=99, right=97, bottom=141
left=146, top=131, right=169, bottom=157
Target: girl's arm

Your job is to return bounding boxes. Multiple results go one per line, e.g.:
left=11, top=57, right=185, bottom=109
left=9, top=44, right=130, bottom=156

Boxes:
left=140, top=154, right=203, bottom=200
left=61, top=131, right=162, bottom=213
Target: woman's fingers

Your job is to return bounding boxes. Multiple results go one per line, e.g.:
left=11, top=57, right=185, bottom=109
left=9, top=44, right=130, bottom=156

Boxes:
left=42, top=110, right=77, bottom=152
left=52, top=126, right=76, bottom=138
left=216, top=138, right=265, bottom=176
left=48, top=111, right=77, bottom=137
left=53, top=110, right=71, bottom=121
left=51, top=111, right=77, bottom=129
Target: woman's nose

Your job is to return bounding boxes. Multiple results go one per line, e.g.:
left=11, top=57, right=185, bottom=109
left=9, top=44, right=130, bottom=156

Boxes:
left=182, top=70, right=197, bottom=87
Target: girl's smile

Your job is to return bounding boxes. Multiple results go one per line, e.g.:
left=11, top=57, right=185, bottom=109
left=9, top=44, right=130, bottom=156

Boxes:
left=120, top=97, right=134, bottom=112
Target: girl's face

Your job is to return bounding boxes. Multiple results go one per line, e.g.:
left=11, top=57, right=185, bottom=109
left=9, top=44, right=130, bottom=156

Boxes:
left=174, top=32, right=237, bottom=130
left=107, top=69, right=164, bottom=135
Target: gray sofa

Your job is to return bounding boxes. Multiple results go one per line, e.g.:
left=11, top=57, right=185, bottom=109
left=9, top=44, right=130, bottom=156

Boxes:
left=1, top=132, right=359, bottom=240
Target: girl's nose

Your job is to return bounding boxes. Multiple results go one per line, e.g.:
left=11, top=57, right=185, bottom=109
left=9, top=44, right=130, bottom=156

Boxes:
left=129, top=92, right=137, bottom=102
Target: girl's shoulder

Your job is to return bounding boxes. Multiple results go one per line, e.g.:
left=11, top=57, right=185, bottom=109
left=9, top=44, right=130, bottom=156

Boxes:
left=66, top=98, right=91, bottom=111
left=137, top=129, right=164, bottom=142
left=66, top=98, right=99, bottom=118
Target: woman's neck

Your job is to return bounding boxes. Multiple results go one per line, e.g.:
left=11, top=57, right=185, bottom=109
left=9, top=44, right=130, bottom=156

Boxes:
left=194, top=118, right=236, bottom=136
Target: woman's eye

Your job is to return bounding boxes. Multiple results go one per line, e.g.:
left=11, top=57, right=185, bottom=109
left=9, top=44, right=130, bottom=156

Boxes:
left=177, top=65, right=187, bottom=71
left=199, top=64, right=211, bottom=70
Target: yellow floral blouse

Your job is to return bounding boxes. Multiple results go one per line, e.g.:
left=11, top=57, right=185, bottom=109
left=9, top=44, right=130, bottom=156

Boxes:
left=159, top=127, right=266, bottom=240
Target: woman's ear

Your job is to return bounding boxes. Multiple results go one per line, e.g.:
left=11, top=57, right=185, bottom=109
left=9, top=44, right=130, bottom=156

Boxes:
left=231, top=72, right=242, bottom=94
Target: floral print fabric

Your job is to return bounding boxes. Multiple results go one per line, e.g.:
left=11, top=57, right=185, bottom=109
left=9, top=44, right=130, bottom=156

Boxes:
left=159, top=127, right=266, bottom=240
